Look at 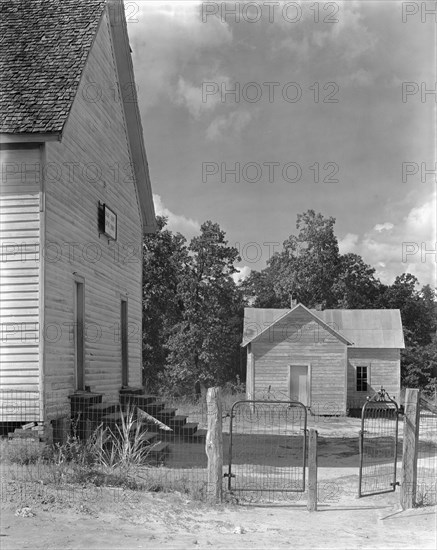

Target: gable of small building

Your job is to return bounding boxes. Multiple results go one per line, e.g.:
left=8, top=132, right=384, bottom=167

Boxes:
left=242, top=305, right=404, bottom=411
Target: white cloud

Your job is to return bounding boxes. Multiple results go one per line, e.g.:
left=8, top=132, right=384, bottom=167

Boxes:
left=153, top=194, right=200, bottom=238
left=338, top=233, right=359, bottom=254
left=374, top=222, right=394, bottom=233
left=174, top=76, right=227, bottom=118
left=129, top=2, right=232, bottom=112
left=232, top=266, right=251, bottom=284
left=206, top=110, right=252, bottom=141
left=274, top=2, right=376, bottom=65
left=340, top=68, right=374, bottom=87
left=340, top=193, right=436, bottom=286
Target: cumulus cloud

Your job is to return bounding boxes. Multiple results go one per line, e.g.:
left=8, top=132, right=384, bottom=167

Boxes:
left=128, top=1, right=232, bottom=111
left=206, top=110, right=252, bottom=141
left=153, top=194, right=200, bottom=238
left=174, top=76, right=228, bottom=118
left=338, top=193, right=436, bottom=286
left=273, top=2, right=377, bottom=78
left=374, top=222, right=394, bottom=232
left=232, top=266, right=251, bottom=285
left=338, top=233, right=359, bottom=254
left=339, top=68, right=374, bottom=87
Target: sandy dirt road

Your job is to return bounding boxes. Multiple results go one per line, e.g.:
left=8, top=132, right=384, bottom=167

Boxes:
left=1, top=480, right=435, bottom=550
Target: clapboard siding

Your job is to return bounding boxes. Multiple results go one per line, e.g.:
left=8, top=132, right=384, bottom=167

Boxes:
left=347, top=348, right=400, bottom=408
left=0, top=146, right=41, bottom=417
left=252, top=309, right=347, bottom=413
left=43, top=12, right=142, bottom=418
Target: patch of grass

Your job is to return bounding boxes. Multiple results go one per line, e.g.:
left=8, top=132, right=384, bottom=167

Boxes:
left=0, top=438, right=50, bottom=466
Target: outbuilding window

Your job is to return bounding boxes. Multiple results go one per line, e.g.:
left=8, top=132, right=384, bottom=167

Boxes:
left=356, top=366, right=368, bottom=392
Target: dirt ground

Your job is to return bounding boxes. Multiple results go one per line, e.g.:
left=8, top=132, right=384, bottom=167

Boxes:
left=1, top=414, right=435, bottom=549
left=1, top=473, right=436, bottom=550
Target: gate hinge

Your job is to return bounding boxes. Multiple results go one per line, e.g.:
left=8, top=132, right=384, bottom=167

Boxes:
left=223, top=473, right=235, bottom=478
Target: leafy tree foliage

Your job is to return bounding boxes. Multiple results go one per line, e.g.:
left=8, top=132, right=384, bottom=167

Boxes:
left=243, top=210, right=436, bottom=391
left=332, top=253, right=382, bottom=308
left=142, top=210, right=436, bottom=394
left=142, top=216, right=187, bottom=389
left=163, top=221, right=243, bottom=393
left=241, top=269, right=281, bottom=308
left=401, top=343, right=437, bottom=394
left=142, top=218, right=243, bottom=394
left=267, top=210, right=340, bottom=308
left=378, top=274, right=434, bottom=347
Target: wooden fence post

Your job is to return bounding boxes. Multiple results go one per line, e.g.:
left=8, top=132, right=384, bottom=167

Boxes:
left=307, top=428, right=318, bottom=512
left=206, top=387, right=223, bottom=504
left=400, top=388, right=420, bottom=510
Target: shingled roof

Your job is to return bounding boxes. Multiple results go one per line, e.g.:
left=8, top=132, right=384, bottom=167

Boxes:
left=0, top=0, right=106, bottom=134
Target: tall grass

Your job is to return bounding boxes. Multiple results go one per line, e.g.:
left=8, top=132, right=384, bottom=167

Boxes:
left=2, top=405, right=163, bottom=490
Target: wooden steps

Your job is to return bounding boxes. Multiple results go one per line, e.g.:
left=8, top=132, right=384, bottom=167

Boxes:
left=86, top=402, right=120, bottom=420
left=66, top=388, right=206, bottom=464
left=119, top=390, right=207, bottom=443
left=156, top=407, right=177, bottom=421
left=119, top=394, right=157, bottom=408
left=180, top=422, right=199, bottom=437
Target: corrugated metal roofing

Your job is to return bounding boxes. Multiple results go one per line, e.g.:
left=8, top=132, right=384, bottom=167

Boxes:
left=242, top=305, right=405, bottom=348
left=0, top=0, right=106, bottom=134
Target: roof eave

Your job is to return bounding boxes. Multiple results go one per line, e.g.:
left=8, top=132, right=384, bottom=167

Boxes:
left=106, top=0, right=157, bottom=234
left=241, top=303, right=354, bottom=347
left=0, top=132, right=61, bottom=144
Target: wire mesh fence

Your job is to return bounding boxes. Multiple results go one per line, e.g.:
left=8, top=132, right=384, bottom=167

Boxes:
left=225, top=400, right=307, bottom=503
left=0, top=389, right=215, bottom=503
left=5, top=387, right=433, bottom=508
left=416, top=397, right=437, bottom=506
left=358, top=393, right=399, bottom=498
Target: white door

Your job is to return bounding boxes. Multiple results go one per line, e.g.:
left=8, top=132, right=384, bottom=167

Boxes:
left=289, top=365, right=309, bottom=405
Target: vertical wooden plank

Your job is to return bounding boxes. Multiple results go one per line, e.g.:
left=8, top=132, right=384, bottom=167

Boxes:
left=400, top=388, right=420, bottom=509
left=206, top=387, right=223, bottom=504
left=307, top=428, right=318, bottom=512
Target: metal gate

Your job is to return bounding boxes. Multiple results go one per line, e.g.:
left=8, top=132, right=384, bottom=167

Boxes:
left=226, top=400, right=307, bottom=499
left=358, top=388, right=400, bottom=497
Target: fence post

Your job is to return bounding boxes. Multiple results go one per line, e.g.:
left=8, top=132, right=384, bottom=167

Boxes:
left=400, top=388, right=420, bottom=509
left=206, top=387, right=223, bottom=504
left=307, top=428, right=318, bottom=512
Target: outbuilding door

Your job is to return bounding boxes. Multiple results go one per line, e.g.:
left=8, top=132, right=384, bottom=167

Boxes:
left=289, top=365, right=309, bottom=406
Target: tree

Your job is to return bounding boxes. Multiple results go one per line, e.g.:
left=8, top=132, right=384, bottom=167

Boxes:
left=162, top=221, right=244, bottom=394
left=240, top=269, right=281, bottom=308
left=401, top=343, right=437, bottom=394
left=142, top=216, right=187, bottom=390
left=264, top=210, right=340, bottom=308
left=379, top=273, right=434, bottom=347
left=332, top=253, right=382, bottom=308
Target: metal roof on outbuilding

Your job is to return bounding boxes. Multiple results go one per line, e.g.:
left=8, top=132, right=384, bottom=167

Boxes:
left=242, top=304, right=405, bottom=349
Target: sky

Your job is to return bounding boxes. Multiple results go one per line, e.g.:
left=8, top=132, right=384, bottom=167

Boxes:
left=126, top=0, right=436, bottom=287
